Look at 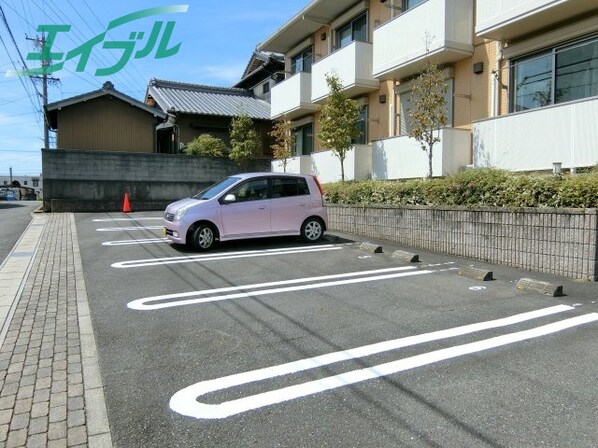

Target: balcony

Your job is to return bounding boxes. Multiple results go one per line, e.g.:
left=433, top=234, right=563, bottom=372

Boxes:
left=311, top=41, right=379, bottom=103
left=473, top=96, right=598, bottom=171
left=270, top=72, right=318, bottom=120
left=372, top=0, right=474, bottom=81
left=371, top=129, right=471, bottom=180
left=476, top=0, right=598, bottom=40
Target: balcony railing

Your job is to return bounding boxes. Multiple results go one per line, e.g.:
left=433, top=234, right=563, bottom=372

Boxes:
left=373, top=0, right=474, bottom=80
left=476, top=0, right=597, bottom=40
left=270, top=72, right=318, bottom=120
left=473, top=97, right=598, bottom=171
left=371, top=129, right=471, bottom=180
left=311, top=41, right=379, bottom=103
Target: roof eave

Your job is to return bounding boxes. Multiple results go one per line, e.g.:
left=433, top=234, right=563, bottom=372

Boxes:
left=257, top=0, right=361, bottom=53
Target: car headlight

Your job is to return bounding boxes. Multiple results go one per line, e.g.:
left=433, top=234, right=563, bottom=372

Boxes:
left=174, top=207, right=188, bottom=222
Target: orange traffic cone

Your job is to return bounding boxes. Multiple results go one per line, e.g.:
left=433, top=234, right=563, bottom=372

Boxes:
left=122, top=193, right=132, bottom=213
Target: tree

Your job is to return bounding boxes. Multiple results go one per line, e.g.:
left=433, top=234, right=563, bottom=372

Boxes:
left=317, top=74, right=362, bottom=181
left=183, top=134, right=226, bottom=157
left=408, top=59, right=448, bottom=178
left=269, top=117, right=295, bottom=172
left=229, top=113, right=261, bottom=171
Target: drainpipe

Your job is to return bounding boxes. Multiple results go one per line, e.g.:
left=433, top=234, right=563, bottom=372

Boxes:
left=390, top=84, right=396, bottom=137
left=493, top=40, right=504, bottom=117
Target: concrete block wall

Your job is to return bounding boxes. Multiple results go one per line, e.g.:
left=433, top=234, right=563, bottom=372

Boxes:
left=42, top=149, right=270, bottom=212
left=327, top=205, right=598, bottom=281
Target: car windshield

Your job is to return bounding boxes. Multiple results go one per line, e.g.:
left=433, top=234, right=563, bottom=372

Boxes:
left=192, top=176, right=241, bottom=200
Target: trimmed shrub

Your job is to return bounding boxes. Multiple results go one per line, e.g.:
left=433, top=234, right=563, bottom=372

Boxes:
left=323, top=169, right=598, bottom=208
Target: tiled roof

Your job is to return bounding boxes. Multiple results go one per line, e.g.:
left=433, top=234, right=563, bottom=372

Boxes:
left=147, top=79, right=271, bottom=120
left=46, top=81, right=166, bottom=118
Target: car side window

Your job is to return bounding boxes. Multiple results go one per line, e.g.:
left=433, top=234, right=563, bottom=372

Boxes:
left=271, top=177, right=309, bottom=198
left=229, top=178, right=269, bottom=202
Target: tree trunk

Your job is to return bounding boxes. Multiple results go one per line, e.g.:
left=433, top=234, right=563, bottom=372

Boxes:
left=427, top=144, right=433, bottom=178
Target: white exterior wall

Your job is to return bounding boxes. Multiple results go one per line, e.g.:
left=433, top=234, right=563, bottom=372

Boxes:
left=311, top=41, right=378, bottom=103
left=270, top=72, right=317, bottom=119
left=372, top=129, right=471, bottom=179
left=309, top=145, right=372, bottom=183
left=271, top=155, right=312, bottom=174
left=372, top=0, right=474, bottom=79
left=473, top=97, right=598, bottom=171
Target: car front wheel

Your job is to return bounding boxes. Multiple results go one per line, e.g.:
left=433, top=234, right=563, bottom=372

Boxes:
left=301, top=218, right=324, bottom=242
left=190, top=224, right=216, bottom=251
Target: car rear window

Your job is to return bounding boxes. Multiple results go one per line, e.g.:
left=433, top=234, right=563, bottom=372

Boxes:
left=271, top=177, right=309, bottom=198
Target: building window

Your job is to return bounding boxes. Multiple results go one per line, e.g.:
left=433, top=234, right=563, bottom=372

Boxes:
left=510, top=35, right=598, bottom=112
left=402, top=0, right=427, bottom=12
left=399, top=79, right=454, bottom=136
left=262, top=82, right=270, bottom=94
left=354, top=106, right=368, bottom=144
left=33, top=179, right=39, bottom=187
left=336, top=13, right=367, bottom=50
left=24, top=180, right=28, bottom=185
left=293, top=123, right=313, bottom=156
left=291, top=47, right=313, bottom=75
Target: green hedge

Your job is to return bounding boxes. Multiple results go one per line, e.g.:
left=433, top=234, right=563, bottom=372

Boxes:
left=323, top=168, right=598, bottom=208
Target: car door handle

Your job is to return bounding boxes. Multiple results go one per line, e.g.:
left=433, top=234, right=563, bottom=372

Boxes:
left=259, top=207, right=266, bottom=210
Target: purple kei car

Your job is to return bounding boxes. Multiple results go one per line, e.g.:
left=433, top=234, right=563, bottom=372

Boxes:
left=162, top=172, right=328, bottom=251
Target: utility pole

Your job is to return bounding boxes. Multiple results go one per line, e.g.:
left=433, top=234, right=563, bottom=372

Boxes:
left=27, top=34, right=59, bottom=149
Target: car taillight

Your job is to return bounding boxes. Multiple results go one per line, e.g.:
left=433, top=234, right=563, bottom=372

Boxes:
left=311, top=175, right=326, bottom=206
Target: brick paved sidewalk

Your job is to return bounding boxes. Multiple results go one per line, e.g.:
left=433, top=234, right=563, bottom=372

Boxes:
left=0, top=214, right=112, bottom=448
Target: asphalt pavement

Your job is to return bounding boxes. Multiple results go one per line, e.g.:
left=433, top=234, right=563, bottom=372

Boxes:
left=0, top=209, right=597, bottom=447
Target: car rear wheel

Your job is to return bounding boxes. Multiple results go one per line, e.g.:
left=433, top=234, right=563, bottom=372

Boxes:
left=190, top=224, right=216, bottom=251
left=301, top=217, right=324, bottom=242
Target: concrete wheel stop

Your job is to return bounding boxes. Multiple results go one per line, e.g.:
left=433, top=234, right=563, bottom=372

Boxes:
left=359, top=242, right=383, bottom=253
left=516, top=278, right=563, bottom=297
left=458, top=266, right=494, bottom=281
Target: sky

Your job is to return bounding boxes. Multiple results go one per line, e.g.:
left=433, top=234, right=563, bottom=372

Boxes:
left=0, top=0, right=308, bottom=177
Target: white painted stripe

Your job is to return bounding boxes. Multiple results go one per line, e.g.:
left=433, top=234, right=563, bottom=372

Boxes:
left=128, top=266, right=422, bottom=310
left=112, top=245, right=342, bottom=268
left=102, top=238, right=170, bottom=246
left=170, top=309, right=596, bottom=420
left=93, top=217, right=163, bottom=222
left=95, top=226, right=163, bottom=232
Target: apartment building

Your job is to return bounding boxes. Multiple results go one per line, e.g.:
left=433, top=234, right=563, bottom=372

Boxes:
left=258, top=0, right=598, bottom=181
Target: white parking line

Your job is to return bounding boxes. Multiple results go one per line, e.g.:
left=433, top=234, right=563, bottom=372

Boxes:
left=95, top=226, right=163, bottom=232
left=102, top=238, right=170, bottom=246
left=169, top=306, right=597, bottom=420
left=127, top=266, right=431, bottom=310
left=93, top=217, right=163, bottom=222
left=112, top=244, right=343, bottom=268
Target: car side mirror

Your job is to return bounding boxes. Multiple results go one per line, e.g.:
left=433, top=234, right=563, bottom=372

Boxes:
left=223, top=194, right=236, bottom=203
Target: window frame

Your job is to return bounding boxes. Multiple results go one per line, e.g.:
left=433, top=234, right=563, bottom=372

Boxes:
left=509, top=34, right=598, bottom=113
left=335, top=12, right=368, bottom=50
left=398, top=78, right=454, bottom=136
left=290, top=46, right=313, bottom=75
left=292, top=123, right=314, bottom=156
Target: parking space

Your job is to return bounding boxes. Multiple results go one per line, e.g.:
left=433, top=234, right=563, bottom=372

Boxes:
left=76, top=212, right=598, bottom=448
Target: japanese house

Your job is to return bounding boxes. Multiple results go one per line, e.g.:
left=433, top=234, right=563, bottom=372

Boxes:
left=46, top=81, right=167, bottom=153
left=145, top=79, right=275, bottom=157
